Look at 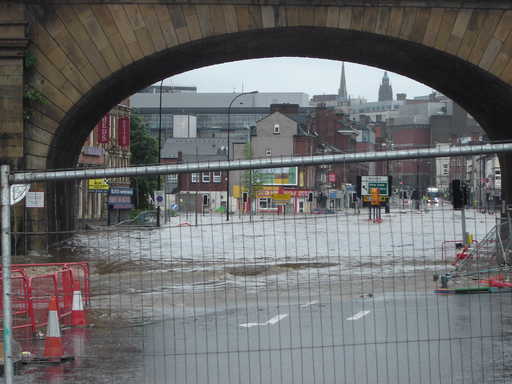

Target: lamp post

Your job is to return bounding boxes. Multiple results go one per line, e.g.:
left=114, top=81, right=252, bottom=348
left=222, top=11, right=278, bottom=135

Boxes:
left=157, top=79, right=163, bottom=227
left=226, top=90, right=258, bottom=221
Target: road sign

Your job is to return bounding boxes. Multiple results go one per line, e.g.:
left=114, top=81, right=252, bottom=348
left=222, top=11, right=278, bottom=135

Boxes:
left=360, top=176, right=389, bottom=196
left=154, top=190, right=164, bottom=207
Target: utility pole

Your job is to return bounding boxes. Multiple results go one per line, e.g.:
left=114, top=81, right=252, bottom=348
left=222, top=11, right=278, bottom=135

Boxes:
left=226, top=90, right=258, bottom=221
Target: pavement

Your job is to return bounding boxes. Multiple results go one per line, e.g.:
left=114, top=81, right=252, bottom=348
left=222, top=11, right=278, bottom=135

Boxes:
left=138, top=291, right=512, bottom=384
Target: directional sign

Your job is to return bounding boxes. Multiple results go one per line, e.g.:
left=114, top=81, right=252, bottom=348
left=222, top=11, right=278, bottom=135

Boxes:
left=360, top=176, right=389, bottom=196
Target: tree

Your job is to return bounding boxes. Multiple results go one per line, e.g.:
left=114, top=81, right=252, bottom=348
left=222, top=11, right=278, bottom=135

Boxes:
left=240, top=142, right=264, bottom=214
left=130, top=114, right=159, bottom=209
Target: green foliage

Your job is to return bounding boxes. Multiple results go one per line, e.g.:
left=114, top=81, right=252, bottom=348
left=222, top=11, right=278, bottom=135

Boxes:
left=23, top=85, right=48, bottom=121
left=130, top=114, right=159, bottom=209
left=23, top=51, right=46, bottom=121
left=240, top=142, right=264, bottom=198
left=24, top=51, right=37, bottom=70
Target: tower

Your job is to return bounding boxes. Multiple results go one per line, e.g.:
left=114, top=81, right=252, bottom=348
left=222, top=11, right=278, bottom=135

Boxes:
left=378, top=71, right=393, bottom=102
left=337, top=62, right=348, bottom=105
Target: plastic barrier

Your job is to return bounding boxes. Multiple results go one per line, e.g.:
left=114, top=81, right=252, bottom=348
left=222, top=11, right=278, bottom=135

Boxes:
left=0, top=262, right=89, bottom=334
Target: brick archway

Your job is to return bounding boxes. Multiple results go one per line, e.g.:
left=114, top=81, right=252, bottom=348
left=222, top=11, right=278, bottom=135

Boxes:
left=3, top=2, right=512, bottom=236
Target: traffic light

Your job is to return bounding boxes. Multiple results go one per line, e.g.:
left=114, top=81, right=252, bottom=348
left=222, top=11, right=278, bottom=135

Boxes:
left=451, top=179, right=464, bottom=209
left=242, top=192, right=248, bottom=203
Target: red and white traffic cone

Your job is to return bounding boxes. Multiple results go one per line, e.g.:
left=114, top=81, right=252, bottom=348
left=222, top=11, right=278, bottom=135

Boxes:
left=43, top=296, right=64, bottom=360
left=71, top=282, right=87, bottom=327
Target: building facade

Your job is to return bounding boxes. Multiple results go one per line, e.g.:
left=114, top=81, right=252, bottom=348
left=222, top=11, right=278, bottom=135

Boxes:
left=77, top=99, right=132, bottom=222
left=160, top=138, right=229, bottom=213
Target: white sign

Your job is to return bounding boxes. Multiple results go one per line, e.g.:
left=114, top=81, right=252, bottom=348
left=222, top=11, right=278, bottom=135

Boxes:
left=360, top=176, right=389, bottom=196
left=154, top=190, right=164, bottom=207
left=10, top=184, right=30, bottom=205
left=26, top=192, right=45, bottom=208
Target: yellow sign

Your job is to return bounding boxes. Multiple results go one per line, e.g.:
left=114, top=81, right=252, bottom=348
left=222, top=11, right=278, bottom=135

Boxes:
left=232, top=185, right=241, bottom=198
left=363, top=195, right=388, bottom=203
left=271, top=193, right=292, bottom=202
left=88, top=178, right=109, bottom=191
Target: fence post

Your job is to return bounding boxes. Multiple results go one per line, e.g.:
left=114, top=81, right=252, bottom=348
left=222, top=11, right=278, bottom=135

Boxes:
left=1, top=164, right=14, bottom=384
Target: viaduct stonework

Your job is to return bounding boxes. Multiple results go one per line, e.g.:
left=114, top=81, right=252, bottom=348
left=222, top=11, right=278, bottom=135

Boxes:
left=2, top=0, right=512, bottom=238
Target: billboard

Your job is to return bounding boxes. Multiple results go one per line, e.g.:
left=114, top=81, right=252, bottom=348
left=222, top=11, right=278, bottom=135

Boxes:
left=255, top=167, right=297, bottom=186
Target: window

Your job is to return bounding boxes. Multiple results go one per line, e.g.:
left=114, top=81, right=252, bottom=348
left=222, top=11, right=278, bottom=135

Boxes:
left=202, top=172, right=211, bottom=183
left=265, top=148, right=272, bottom=157
left=259, top=198, right=271, bottom=209
left=191, top=173, right=199, bottom=183
left=213, top=171, right=221, bottom=183
left=168, top=174, right=178, bottom=184
left=273, top=124, right=280, bottom=134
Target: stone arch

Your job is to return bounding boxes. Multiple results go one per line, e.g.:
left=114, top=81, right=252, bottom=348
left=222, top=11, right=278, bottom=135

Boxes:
left=22, top=4, right=512, bottom=170
left=13, top=3, right=512, bottom=235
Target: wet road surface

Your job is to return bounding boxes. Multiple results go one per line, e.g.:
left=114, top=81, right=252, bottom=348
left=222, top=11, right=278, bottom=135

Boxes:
left=140, top=291, right=512, bottom=384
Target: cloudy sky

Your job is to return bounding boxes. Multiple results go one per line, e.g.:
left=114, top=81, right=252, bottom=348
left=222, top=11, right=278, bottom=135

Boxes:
left=169, top=57, right=434, bottom=102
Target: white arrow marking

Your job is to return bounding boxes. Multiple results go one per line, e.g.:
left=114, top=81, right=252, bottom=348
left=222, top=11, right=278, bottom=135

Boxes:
left=346, top=310, right=371, bottom=321
left=240, top=313, right=289, bottom=328
left=300, top=300, right=319, bottom=308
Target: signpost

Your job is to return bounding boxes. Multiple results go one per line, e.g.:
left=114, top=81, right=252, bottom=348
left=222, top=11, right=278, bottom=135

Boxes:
left=360, top=176, right=389, bottom=199
left=154, top=190, right=165, bottom=207
left=358, top=176, right=391, bottom=222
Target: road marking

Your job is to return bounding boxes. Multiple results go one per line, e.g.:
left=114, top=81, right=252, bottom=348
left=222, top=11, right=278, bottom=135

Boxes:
left=346, top=310, right=371, bottom=321
left=240, top=313, right=289, bottom=328
left=300, top=300, right=319, bottom=308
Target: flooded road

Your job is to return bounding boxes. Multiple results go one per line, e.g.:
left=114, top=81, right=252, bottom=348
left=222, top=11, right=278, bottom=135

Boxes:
left=11, top=207, right=510, bottom=383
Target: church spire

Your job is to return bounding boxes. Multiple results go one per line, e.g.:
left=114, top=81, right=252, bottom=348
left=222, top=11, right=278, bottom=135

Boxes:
left=338, top=62, right=348, bottom=103
left=378, top=71, right=393, bottom=101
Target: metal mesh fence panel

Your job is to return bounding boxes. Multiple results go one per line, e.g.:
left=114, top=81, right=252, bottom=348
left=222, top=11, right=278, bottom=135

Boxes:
left=4, top=161, right=512, bottom=384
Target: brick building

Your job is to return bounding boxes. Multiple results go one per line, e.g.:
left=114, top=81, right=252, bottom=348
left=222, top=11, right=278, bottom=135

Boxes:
left=77, top=99, right=132, bottom=222
left=160, top=138, right=229, bottom=213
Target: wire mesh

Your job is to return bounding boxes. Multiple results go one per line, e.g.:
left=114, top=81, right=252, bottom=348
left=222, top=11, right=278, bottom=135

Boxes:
left=6, top=164, right=512, bottom=384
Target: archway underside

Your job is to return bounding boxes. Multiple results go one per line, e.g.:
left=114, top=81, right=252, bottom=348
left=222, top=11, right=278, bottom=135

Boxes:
left=43, top=27, right=512, bottom=213
left=48, top=27, right=512, bottom=169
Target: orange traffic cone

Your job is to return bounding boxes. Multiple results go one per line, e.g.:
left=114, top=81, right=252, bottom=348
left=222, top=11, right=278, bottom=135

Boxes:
left=43, top=296, right=64, bottom=359
left=71, top=282, right=87, bottom=327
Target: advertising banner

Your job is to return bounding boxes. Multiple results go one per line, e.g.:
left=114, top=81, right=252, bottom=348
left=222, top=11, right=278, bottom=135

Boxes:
left=255, top=167, right=298, bottom=186
left=98, top=114, right=110, bottom=144
left=118, top=117, right=130, bottom=147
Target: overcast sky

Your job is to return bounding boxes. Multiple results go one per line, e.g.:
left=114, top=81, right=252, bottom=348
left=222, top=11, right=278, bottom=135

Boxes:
left=168, top=57, right=434, bottom=102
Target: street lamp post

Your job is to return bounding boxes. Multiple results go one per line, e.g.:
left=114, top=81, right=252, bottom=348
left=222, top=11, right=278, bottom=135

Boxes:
left=226, top=91, right=258, bottom=221
left=157, top=79, right=163, bottom=227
